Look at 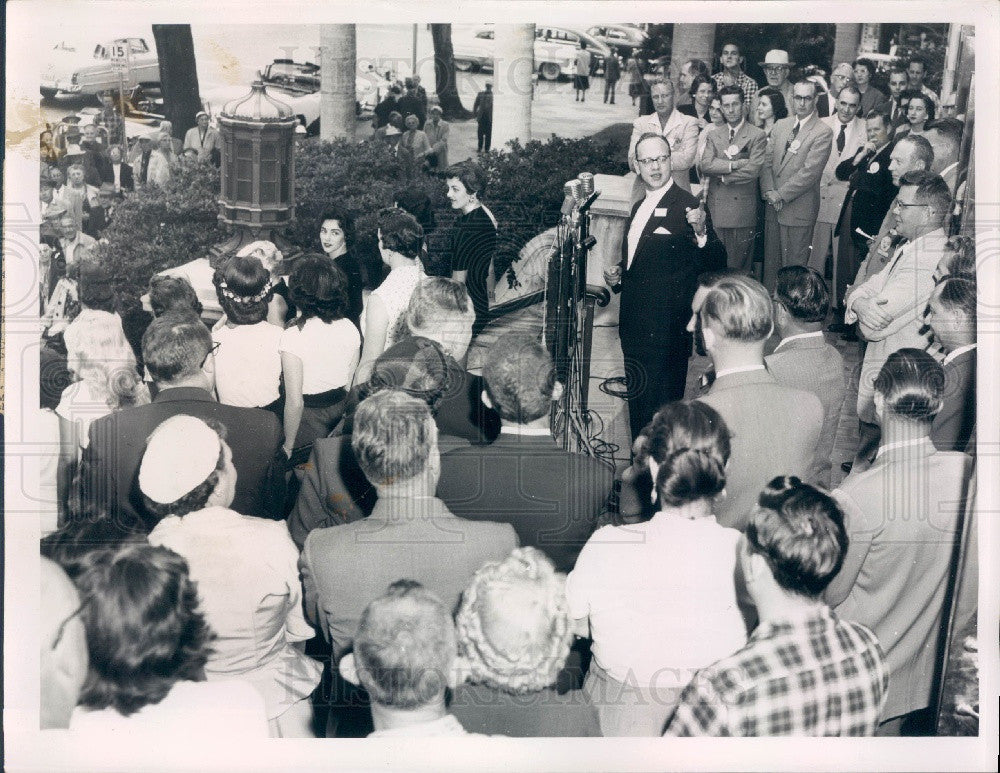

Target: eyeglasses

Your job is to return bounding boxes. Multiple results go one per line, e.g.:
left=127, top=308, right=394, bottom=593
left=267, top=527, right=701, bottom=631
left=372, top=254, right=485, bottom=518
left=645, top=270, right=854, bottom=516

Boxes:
left=201, top=340, right=221, bottom=368
left=637, top=155, right=670, bottom=167
left=792, top=95, right=816, bottom=102
left=763, top=66, right=788, bottom=73
left=895, top=201, right=928, bottom=210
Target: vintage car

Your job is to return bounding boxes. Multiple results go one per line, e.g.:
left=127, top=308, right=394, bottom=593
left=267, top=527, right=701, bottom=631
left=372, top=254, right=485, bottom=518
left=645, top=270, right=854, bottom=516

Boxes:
left=453, top=25, right=610, bottom=81
left=41, top=37, right=161, bottom=100
left=586, top=25, right=648, bottom=55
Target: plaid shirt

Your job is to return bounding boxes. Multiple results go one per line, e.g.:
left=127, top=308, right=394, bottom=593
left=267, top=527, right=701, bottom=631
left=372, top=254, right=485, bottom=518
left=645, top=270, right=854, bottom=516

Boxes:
left=712, top=70, right=760, bottom=106
left=666, top=606, right=888, bottom=736
left=100, top=104, right=126, bottom=147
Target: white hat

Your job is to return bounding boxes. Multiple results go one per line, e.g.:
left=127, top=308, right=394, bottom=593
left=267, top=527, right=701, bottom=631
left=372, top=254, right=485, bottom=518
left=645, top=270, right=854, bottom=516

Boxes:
left=138, top=415, right=222, bottom=504
left=759, top=50, right=794, bottom=67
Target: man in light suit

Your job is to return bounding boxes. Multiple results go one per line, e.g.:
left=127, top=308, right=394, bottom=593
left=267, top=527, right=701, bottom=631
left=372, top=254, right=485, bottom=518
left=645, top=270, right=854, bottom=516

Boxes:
left=766, top=267, right=846, bottom=488
left=810, top=85, right=864, bottom=280
left=605, top=132, right=710, bottom=442
left=845, top=171, right=951, bottom=469
left=695, top=275, right=822, bottom=531
left=926, top=274, right=976, bottom=453
left=182, top=111, right=221, bottom=164
left=628, top=78, right=700, bottom=193
left=700, top=85, right=767, bottom=272
left=760, top=79, right=834, bottom=285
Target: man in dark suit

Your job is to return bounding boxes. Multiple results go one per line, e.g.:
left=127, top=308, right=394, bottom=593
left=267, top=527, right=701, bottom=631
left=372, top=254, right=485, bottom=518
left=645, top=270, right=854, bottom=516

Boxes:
left=605, top=132, right=710, bottom=442
left=881, top=68, right=910, bottom=128
left=927, top=274, right=976, bottom=453
left=79, top=314, right=286, bottom=533
left=436, top=334, right=613, bottom=573
left=107, top=145, right=134, bottom=194
left=832, top=109, right=897, bottom=311
left=695, top=275, right=822, bottom=531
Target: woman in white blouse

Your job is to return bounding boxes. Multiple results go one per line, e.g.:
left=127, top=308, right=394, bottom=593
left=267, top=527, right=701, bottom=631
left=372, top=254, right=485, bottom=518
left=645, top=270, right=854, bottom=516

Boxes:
left=281, top=254, right=361, bottom=460
left=566, top=401, right=751, bottom=736
left=355, top=207, right=425, bottom=383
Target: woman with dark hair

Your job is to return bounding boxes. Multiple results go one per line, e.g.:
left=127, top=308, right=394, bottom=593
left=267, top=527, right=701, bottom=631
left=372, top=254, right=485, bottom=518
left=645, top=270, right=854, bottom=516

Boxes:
left=853, top=58, right=885, bottom=116
left=211, top=254, right=283, bottom=412
left=281, top=254, right=361, bottom=460
left=140, top=415, right=322, bottom=737
left=444, top=163, right=498, bottom=333
left=566, top=401, right=750, bottom=736
left=148, top=274, right=203, bottom=318
left=230, top=239, right=288, bottom=326
left=680, top=74, right=716, bottom=128
left=355, top=208, right=425, bottom=382
left=896, top=90, right=935, bottom=138
left=755, top=87, right=789, bottom=285
left=827, top=348, right=974, bottom=735
left=317, top=205, right=365, bottom=328
left=68, top=542, right=269, bottom=736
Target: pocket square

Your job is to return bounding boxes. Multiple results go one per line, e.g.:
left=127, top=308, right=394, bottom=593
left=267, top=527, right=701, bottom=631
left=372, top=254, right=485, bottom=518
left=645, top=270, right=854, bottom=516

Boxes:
left=653, top=208, right=668, bottom=217
left=653, top=226, right=672, bottom=235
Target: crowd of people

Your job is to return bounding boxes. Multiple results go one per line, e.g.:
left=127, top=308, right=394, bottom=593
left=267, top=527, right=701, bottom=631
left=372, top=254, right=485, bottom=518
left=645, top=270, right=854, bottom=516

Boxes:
left=35, top=36, right=978, bottom=743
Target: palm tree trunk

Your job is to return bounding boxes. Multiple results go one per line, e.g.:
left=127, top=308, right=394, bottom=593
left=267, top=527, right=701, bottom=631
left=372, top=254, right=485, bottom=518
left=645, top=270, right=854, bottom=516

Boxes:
left=492, top=25, right=534, bottom=149
left=320, top=25, right=357, bottom=142
left=431, top=24, right=472, bottom=119
left=152, top=25, right=202, bottom=139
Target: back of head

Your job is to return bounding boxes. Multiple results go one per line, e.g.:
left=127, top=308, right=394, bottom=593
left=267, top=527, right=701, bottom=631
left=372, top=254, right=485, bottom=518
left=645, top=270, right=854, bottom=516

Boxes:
left=352, top=389, right=437, bottom=486
left=213, top=254, right=273, bottom=326
left=405, top=277, right=474, bottom=335
left=394, top=185, right=436, bottom=233
left=873, top=347, right=944, bottom=423
left=899, top=169, right=951, bottom=220
left=482, top=333, right=555, bottom=424
left=645, top=401, right=730, bottom=507
left=940, top=235, right=976, bottom=277
left=936, top=272, right=977, bottom=328
left=148, top=275, right=203, bottom=318
left=63, top=311, right=143, bottom=408
left=699, top=275, right=773, bottom=343
left=377, top=207, right=424, bottom=259
left=74, top=542, right=213, bottom=716
left=923, top=118, right=962, bottom=162
left=366, top=336, right=452, bottom=412
left=774, top=266, right=830, bottom=323
left=288, top=253, right=348, bottom=324
left=77, top=261, right=115, bottom=312
left=456, top=547, right=572, bottom=694
left=746, top=476, right=848, bottom=598
left=41, top=516, right=142, bottom=581
left=897, top=132, right=934, bottom=172
left=354, top=580, right=455, bottom=709
left=142, top=312, right=212, bottom=384
left=41, top=557, right=89, bottom=729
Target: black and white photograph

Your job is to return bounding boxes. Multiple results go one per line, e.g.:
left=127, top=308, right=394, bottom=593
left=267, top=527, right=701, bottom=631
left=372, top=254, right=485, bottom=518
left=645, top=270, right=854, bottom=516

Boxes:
left=4, top=1, right=998, bottom=770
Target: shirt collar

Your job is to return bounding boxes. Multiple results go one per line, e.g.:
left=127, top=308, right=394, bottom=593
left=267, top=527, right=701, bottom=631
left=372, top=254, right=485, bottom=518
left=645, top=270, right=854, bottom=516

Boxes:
left=875, top=436, right=931, bottom=461
left=500, top=425, right=552, bottom=437
left=643, top=179, right=673, bottom=199
left=773, top=331, right=824, bottom=352
left=943, top=343, right=976, bottom=366
left=714, top=363, right=766, bottom=380
left=727, top=120, right=745, bottom=135
left=939, top=161, right=959, bottom=178
left=795, top=112, right=816, bottom=130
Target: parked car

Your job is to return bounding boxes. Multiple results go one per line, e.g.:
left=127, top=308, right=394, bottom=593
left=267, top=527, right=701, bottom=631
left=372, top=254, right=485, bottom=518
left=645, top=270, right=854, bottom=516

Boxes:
left=41, top=37, right=161, bottom=101
left=453, top=26, right=610, bottom=81
left=586, top=25, right=647, bottom=55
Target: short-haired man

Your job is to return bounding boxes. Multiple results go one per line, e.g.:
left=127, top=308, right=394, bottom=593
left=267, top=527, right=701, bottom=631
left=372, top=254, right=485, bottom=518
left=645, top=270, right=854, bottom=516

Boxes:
left=473, top=83, right=493, bottom=152
left=339, top=581, right=479, bottom=737
left=711, top=42, right=758, bottom=106
left=844, top=171, right=952, bottom=469
left=182, top=111, right=220, bottom=164
left=79, top=313, right=286, bottom=531
left=436, top=333, right=614, bottom=572
left=818, top=62, right=855, bottom=117
left=606, top=132, right=710, bottom=442
left=906, top=55, right=940, bottom=107
left=699, top=85, right=767, bottom=272
left=760, top=79, right=834, bottom=284
left=677, top=58, right=709, bottom=105
left=926, top=273, right=976, bottom=453
left=628, top=78, right=699, bottom=192
left=766, top=267, right=846, bottom=487
left=666, top=479, right=888, bottom=735
left=810, top=85, right=865, bottom=281
left=695, top=276, right=822, bottom=530
left=882, top=68, right=910, bottom=126
left=299, top=390, right=517, bottom=662
left=424, top=105, right=450, bottom=170
left=922, top=117, right=963, bottom=194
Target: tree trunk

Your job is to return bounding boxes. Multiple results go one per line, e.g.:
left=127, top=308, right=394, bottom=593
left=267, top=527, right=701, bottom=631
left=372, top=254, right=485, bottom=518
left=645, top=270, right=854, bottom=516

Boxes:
left=831, top=24, right=863, bottom=71
left=669, top=24, right=715, bottom=105
left=152, top=25, right=202, bottom=139
left=320, top=25, right=357, bottom=142
left=430, top=24, right=472, bottom=120
left=492, top=25, right=534, bottom=149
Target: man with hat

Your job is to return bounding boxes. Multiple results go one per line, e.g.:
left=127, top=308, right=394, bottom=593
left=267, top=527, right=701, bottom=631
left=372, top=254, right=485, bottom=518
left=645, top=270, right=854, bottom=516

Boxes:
left=183, top=111, right=221, bottom=164
left=756, top=50, right=795, bottom=112
left=424, top=105, right=450, bottom=171
left=83, top=183, right=117, bottom=239
left=133, top=132, right=155, bottom=185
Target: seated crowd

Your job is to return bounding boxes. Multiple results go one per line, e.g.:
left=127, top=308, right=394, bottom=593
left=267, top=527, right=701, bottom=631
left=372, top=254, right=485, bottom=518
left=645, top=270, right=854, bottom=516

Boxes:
left=37, top=49, right=977, bottom=741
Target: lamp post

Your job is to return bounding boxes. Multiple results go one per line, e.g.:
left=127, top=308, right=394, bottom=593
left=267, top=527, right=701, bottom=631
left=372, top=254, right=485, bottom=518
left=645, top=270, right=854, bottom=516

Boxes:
left=211, top=77, right=300, bottom=259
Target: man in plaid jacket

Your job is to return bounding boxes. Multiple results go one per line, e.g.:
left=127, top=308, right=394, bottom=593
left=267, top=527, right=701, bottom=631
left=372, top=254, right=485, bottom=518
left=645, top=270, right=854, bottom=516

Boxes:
left=665, top=477, right=888, bottom=736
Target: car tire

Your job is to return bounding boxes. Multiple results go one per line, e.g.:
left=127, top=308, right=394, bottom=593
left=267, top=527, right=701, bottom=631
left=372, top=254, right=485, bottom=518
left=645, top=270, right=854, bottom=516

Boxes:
left=40, top=88, right=57, bottom=102
left=539, top=61, right=561, bottom=81
left=454, top=59, right=473, bottom=73
left=306, top=117, right=320, bottom=137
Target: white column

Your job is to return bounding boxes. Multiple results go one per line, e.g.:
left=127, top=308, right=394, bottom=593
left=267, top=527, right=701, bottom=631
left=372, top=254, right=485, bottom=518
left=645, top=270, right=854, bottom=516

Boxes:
left=320, top=24, right=357, bottom=142
left=492, top=24, right=535, bottom=149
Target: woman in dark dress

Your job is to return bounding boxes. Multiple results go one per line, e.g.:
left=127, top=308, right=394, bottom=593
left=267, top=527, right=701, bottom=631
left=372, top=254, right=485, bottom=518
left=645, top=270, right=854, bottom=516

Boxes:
left=318, top=206, right=365, bottom=329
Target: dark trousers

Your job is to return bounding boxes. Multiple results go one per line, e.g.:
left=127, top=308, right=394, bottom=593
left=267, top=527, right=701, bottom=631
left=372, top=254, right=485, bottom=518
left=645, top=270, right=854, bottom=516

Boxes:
left=477, top=120, right=492, bottom=152
left=621, top=338, right=689, bottom=444
left=604, top=79, right=618, bottom=103
left=835, top=207, right=868, bottom=308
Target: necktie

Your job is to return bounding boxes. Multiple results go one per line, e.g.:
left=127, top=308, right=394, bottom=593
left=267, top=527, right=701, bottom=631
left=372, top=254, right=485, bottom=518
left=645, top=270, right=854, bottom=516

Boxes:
left=729, top=126, right=736, bottom=141
left=885, top=236, right=909, bottom=275
left=784, top=121, right=800, bottom=154
left=837, top=122, right=846, bottom=154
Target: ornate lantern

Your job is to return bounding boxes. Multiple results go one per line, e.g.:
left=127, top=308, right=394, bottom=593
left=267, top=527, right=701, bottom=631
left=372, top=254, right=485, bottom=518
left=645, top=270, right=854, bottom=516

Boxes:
left=212, top=78, right=299, bottom=256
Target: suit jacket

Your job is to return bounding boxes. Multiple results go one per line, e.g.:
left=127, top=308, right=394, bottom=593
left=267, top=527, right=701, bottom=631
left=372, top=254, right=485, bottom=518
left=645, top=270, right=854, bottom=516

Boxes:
left=817, top=115, right=866, bottom=224
left=111, top=162, right=135, bottom=193
left=931, top=347, right=976, bottom=454
left=765, top=334, right=846, bottom=488
left=760, top=113, right=834, bottom=226
left=834, top=141, right=896, bottom=238
left=299, top=495, right=518, bottom=659
left=700, top=121, right=767, bottom=229
left=628, top=110, right=700, bottom=192
left=183, top=126, right=221, bottom=161
left=616, top=183, right=709, bottom=348
left=696, top=368, right=822, bottom=531
left=80, top=386, right=286, bottom=532
left=435, top=432, right=614, bottom=573
left=424, top=119, right=450, bottom=169
left=826, top=438, right=974, bottom=720
left=846, top=229, right=945, bottom=422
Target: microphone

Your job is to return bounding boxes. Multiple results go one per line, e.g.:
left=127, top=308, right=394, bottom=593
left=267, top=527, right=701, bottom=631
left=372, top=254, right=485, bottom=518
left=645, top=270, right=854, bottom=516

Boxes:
left=561, top=179, right=583, bottom=219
